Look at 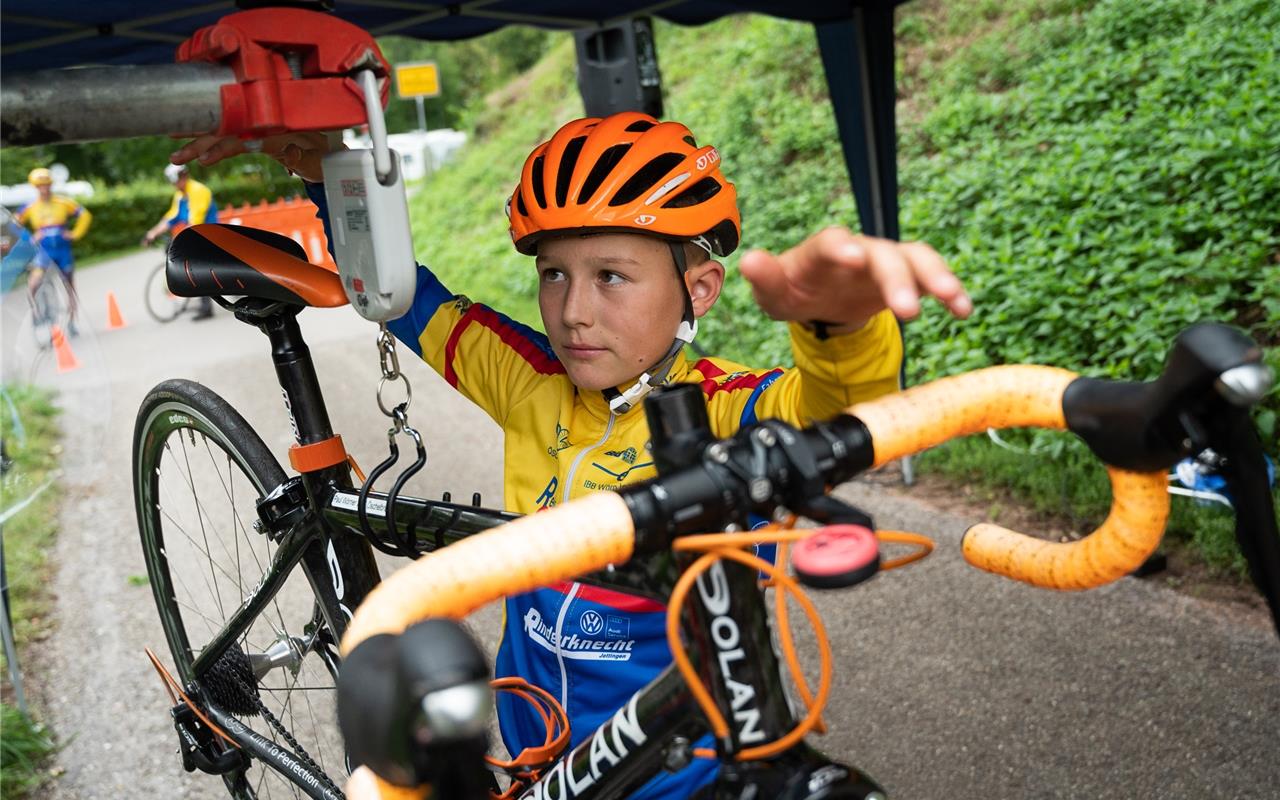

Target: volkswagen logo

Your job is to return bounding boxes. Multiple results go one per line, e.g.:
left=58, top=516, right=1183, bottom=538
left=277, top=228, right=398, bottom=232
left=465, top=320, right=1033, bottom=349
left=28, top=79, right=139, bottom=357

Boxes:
left=580, top=610, right=604, bottom=635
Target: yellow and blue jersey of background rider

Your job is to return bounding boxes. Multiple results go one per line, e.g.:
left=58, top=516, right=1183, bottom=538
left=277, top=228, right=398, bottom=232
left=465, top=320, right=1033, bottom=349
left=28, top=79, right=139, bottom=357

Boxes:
left=16, top=195, right=91, bottom=271
left=162, top=177, right=219, bottom=230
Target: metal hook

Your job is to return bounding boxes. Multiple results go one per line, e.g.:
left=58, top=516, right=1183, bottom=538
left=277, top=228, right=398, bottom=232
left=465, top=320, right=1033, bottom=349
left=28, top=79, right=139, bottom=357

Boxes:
left=356, top=69, right=393, bottom=185
left=357, top=424, right=412, bottom=557
left=386, top=423, right=428, bottom=558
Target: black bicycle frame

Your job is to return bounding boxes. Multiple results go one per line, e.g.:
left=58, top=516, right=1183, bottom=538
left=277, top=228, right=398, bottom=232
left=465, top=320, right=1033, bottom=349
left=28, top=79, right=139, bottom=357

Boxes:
left=183, top=303, right=885, bottom=799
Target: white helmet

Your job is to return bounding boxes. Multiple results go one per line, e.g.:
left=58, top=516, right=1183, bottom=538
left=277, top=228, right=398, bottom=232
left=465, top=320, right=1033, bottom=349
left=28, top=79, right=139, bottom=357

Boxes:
left=164, top=163, right=188, bottom=184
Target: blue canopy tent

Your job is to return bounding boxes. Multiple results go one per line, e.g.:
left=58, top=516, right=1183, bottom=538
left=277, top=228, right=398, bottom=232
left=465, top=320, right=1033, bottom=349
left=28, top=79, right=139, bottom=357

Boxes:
left=2, top=2, right=912, bottom=438
left=2, top=1, right=905, bottom=242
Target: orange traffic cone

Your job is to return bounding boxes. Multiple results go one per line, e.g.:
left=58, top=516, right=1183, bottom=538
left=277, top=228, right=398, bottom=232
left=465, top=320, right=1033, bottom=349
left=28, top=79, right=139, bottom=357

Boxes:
left=106, top=291, right=128, bottom=330
left=50, top=325, right=82, bottom=372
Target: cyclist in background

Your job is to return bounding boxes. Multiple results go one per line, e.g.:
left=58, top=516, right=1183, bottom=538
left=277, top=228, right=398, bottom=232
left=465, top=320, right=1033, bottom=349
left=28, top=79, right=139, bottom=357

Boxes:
left=16, top=167, right=92, bottom=333
left=144, top=163, right=218, bottom=320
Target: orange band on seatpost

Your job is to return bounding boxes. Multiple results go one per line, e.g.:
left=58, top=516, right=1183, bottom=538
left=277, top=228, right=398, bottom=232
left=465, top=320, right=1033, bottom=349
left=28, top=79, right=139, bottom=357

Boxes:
left=289, top=435, right=348, bottom=473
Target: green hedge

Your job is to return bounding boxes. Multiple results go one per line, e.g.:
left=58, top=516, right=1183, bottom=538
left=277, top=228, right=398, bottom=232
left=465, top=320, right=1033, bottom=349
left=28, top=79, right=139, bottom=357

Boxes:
left=76, top=163, right=303, bottom=260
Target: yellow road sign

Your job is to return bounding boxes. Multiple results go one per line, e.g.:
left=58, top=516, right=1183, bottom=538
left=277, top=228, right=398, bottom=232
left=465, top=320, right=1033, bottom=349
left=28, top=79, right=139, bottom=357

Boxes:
left=395, top=62, right=441, bottom=98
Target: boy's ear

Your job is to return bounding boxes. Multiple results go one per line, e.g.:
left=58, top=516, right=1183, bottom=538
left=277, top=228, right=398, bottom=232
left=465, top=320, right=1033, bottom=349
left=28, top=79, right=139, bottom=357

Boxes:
left=685, top=260, right=725, bottom=318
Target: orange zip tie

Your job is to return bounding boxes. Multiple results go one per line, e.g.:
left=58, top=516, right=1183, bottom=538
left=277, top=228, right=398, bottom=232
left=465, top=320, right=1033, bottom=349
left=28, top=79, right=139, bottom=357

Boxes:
left=144, top=647, right=239, bottom=750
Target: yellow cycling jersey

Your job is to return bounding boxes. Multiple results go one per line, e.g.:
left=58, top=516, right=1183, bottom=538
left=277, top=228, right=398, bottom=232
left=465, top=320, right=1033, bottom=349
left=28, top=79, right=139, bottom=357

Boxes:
left=386, top=266, right=902, bottom=514
left=16, top=195, right=92, bottom=270
left=162, top=178, right=218, bottom=227
left=16, top=196, right=91, bottom=238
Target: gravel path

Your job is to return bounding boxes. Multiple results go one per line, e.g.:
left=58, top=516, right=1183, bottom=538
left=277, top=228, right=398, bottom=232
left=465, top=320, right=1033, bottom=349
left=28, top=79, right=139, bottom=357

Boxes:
left=10, top=250, right=1278, bottom=799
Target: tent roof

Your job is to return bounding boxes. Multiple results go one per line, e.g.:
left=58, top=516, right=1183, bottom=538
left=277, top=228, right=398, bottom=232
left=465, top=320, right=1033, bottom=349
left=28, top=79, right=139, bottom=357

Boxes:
left=1, top=1, right=905, bottom=72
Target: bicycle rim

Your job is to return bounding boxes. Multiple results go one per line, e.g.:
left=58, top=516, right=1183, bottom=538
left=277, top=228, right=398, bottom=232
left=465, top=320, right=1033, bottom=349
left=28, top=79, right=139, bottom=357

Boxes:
left=145, top=263, right=188, bottom=323
left=133, top=380, right=347, bottom=799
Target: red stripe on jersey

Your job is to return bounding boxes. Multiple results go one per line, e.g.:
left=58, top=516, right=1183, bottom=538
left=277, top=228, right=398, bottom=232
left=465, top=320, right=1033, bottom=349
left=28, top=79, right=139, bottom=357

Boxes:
left=444, top=304, right=565, bottom=387
left=693, top=358, right=726, bottom=378
left=701, top=367, right=785, bottom=400
left=549, top=581, right=666, bottom=613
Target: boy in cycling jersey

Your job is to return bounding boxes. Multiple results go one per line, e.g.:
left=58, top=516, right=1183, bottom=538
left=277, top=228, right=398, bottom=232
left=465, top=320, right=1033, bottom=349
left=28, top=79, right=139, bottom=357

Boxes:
left=17, top=167, right=92, bottom=332
left=175, top=112, right=970, bottom=798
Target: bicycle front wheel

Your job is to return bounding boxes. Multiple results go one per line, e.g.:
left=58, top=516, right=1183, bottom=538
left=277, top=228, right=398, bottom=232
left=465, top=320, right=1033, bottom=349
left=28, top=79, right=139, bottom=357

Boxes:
left=133, top=380, right=348, bottom=799
left=144, top=262, right=188, bottom=323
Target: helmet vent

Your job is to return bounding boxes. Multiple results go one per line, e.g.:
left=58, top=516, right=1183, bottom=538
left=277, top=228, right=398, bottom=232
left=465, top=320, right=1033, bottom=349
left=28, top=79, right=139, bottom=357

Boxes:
left=609, top=153, right=685, bottom=207
left=662, top=177, right=722, bottom=209
left=577, top=143, right=632, bottom=204
left=530, top=155, right=548, bottom=209
left=626, top=119, right=656, bottom=133
left=682, top=135, right=697, bottom=147
left=516, top=191, right=528, bottom=216
left=556, top=136, right=588, bottom=206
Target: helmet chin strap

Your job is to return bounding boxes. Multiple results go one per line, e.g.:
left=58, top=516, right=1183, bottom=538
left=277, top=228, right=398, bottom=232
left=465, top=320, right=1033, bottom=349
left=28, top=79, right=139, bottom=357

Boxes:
left=605, top=242, right=699, bottom=415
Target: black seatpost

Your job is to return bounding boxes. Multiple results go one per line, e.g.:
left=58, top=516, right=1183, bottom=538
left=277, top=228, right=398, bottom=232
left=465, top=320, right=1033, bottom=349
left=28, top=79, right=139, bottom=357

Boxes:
left=257, top=309, right=335, bottom=445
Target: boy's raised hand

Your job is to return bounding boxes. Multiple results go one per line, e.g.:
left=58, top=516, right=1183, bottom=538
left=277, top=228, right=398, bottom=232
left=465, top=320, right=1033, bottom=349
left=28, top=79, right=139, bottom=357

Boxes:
left=169, top=131, right=338, bottom=183
left=738, top=226, right=971, bottom=333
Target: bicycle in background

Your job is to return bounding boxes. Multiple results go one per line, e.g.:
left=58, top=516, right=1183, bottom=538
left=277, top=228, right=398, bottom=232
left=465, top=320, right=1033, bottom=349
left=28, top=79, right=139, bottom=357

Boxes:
left=141, top=236, right=191, bottom=323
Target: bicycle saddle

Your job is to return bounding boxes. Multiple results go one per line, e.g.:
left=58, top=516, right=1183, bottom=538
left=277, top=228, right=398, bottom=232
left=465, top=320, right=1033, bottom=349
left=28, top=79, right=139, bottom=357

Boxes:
left=167, top=224, right=348, bottom=308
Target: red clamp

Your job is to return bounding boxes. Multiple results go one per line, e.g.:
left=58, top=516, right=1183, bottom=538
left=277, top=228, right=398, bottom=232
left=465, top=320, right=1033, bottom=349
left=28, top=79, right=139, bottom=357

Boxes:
left=176, top=8, right=390, bottom=138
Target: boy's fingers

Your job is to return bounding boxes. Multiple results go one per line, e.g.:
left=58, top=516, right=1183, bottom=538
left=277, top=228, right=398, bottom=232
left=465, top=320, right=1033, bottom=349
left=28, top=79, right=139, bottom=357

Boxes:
left=171, top=135, right=248, bottom=166
left=900, top=241, right=972, bottom=318
left=789, top=227, right=866, bottom=287
left=862, top=237, right=921, bottom=319
left=739, top=249, right=797, bottom=317
left=196, top=136, right=250, bottom=165
left=813, top=227, right=867, bottom=268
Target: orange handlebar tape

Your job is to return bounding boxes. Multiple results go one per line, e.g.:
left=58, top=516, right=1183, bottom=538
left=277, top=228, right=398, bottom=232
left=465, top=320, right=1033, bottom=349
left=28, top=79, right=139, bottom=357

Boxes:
left=288, top=435, right=347, bottom=473
left=846, top=365, right=1169, bottom=590
left=846, top=365, right=1077, bottom=466
left=339, top=491, right=636, bottom=656
left=962, top=468, right=1169, bottom=589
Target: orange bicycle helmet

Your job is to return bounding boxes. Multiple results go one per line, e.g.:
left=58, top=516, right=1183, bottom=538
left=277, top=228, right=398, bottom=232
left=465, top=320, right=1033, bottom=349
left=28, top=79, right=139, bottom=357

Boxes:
left=507, top=112, right=740, bottom=257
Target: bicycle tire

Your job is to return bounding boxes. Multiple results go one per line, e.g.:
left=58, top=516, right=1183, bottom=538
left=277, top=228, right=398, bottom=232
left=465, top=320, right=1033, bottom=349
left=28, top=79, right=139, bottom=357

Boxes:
left=144, top=261, right=188, bottom=323
left=133, top=380, right=348, bottom=799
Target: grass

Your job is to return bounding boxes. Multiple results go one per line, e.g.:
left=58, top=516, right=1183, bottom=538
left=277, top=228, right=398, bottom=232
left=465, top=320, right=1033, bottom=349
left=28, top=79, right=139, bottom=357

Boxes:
left=0, top=383, right=63, bottom=797
left=1, top=703, right=59, bottom=797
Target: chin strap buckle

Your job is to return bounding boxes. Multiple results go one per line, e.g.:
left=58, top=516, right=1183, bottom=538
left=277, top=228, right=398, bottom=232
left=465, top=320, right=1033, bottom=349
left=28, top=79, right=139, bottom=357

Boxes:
left=608, top=318, right=698, bottom=415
